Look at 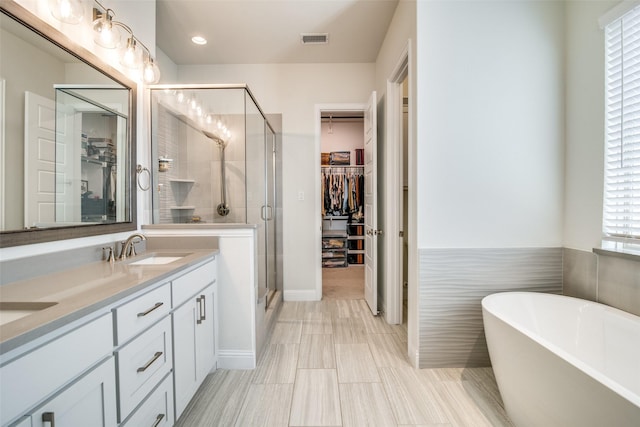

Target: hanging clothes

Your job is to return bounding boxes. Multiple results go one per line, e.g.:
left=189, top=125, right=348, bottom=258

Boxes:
left=321, top=167, right=364, bottom=216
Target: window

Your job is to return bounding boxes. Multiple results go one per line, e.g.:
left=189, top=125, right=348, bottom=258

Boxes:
left=603, top=6, right=640, bottom=241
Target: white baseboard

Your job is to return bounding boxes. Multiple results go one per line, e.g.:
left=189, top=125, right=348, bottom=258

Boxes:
left=283, top=289, right=319, bottom=301
left=217, top=350, right=256, bottom=370
left=408, top=343, right=419, bottom=368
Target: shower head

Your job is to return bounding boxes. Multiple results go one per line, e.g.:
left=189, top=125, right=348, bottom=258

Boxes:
left=202, top=130, right=226, bottom=147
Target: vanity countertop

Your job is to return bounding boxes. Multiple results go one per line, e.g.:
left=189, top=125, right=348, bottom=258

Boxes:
left=0, top=249, right=218, bottom=355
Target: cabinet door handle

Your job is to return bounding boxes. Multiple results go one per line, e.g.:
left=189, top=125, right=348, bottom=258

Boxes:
left=137, top=351, right=163, bottom=373
left=137, top=302, right=164, bottom=317
left=151, top=413, right=165, bottom=427
left=197, top=295, right=206, bottom=324
left=42, top=412, right=55, bottom=427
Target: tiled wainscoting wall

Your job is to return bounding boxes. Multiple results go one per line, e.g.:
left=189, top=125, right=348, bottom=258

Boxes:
left=418, top=248, right=563, bottom=368
left=564, top=248, right=640, bottom=317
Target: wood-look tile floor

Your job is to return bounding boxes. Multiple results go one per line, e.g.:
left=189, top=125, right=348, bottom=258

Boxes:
left=175, top=298, right=513, bottom=427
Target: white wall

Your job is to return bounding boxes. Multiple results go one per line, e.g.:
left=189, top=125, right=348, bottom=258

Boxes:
left=564, top=0, right=616, bottom=251
left=416, top=0, right=565, bottom=249
left=320, top=120, right=364, bottom=159
left=176, top=63, right=375, bottom=298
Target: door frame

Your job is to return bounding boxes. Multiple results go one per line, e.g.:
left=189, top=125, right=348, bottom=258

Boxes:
left=314, top=103, right=367, bottom=300
left=0, top=78, right=5, bottom=229
left=385, top=43, right=410, bottom=325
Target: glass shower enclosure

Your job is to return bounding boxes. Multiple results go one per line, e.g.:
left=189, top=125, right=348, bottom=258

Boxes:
left=149, top=85, right=278, bottom=307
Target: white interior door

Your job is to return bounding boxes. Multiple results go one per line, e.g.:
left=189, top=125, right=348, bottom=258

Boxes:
left=24, top=91, right=56, bottom=227
left=364, top=91, right=378, bottom=315
left=55, top=105, right=80, bottom=222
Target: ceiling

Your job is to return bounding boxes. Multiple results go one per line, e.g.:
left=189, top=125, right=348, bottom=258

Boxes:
left=156, top=0, right=399, bottom=65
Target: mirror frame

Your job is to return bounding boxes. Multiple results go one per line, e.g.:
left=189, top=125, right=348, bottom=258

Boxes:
left=0, top=2, right=137, bottom=248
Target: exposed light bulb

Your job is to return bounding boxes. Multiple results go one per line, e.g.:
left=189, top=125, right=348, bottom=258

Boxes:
left=120, top=37, right=141, bottom=69
left=143, top=57, right=161, bottom=84
left=93, top=12, right=120, bottom=49
left=49, top=0, right=83, bottom=24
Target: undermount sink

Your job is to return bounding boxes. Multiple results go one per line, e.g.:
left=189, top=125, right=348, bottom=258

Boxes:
left=127, top=253, right=190, bottom=266
left=0, top=301, right=58, bottom=326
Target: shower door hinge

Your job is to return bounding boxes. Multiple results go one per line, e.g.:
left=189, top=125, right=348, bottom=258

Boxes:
left=399, top=230, right=404, bottom=237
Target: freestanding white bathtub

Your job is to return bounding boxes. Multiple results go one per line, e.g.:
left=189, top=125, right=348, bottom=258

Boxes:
left=482, top=292, right=640, bottom=427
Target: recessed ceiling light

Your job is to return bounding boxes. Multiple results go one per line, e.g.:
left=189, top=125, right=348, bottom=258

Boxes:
left=191, top=36, right=207, bottom=45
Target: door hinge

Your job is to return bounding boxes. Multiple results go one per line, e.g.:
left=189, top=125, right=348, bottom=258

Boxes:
left=399, top=230, right=404, bottom=237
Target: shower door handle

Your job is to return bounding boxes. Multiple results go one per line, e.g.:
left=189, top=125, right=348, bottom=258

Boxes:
left=261, top=205, right=273, bottom=221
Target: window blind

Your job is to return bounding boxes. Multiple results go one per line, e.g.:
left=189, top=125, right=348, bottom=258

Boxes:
left=604, top=7, right=640, bottom=240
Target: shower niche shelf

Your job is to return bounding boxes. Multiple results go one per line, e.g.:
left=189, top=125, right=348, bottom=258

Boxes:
left=169, top=179, right=195, bottom=183
left=170, top=206, right=195, bottom=210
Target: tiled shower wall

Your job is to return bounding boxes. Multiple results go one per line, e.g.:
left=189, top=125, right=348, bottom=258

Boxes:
left=563, top=248, right=640, bottom=317
left=418, top=248, right=563, bottom=368
left=156, top=105, right=246, bottom=224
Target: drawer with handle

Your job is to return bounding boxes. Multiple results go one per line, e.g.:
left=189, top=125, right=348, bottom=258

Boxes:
left=171, top=259, right=216, bottom=308
left=120, top=372, right=174, bottom=427
left=113, top=282, right=171, bottom=345
left=116, top=316, right=172, bottom=422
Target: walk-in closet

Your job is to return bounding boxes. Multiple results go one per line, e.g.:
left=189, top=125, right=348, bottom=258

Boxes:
left=320, top=112, right=365, bottom=299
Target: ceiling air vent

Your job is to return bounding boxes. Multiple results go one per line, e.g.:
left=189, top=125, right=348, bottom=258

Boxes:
left=301, top=33, right=329, bottom=45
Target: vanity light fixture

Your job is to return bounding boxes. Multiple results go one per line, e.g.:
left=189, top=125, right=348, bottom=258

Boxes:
left=49, top=0, right=84, bottom=24
left=48, top=0, right=162, bottom=83
left=192, top=36, right=207, bottom=45
left=91, top=2, right=161, bottom=83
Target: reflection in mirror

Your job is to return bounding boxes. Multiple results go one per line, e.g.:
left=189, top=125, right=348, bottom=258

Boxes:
left=53, top=88, right=128, bottom=225
left=0, top=6, right=136, bottom=247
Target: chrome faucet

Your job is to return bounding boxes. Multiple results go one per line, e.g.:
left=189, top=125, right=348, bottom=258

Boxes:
left=119, top=233, right=146, bottom=260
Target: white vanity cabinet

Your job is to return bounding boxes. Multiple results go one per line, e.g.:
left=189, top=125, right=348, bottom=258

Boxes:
left=0, top=252, right=218, bottom=427
left=112, top=281, right=173, bottom=423
left=172, top=260, right=218, bottom=420
left=115, top=316, right=173, bottom=422
left=22, top=358, right=117, bottom=427
left=0, top=314, right=115, bottom=427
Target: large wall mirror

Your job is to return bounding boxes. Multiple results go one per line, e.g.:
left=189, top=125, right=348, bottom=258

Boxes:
left=0, top=4, right=137, bottom=247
